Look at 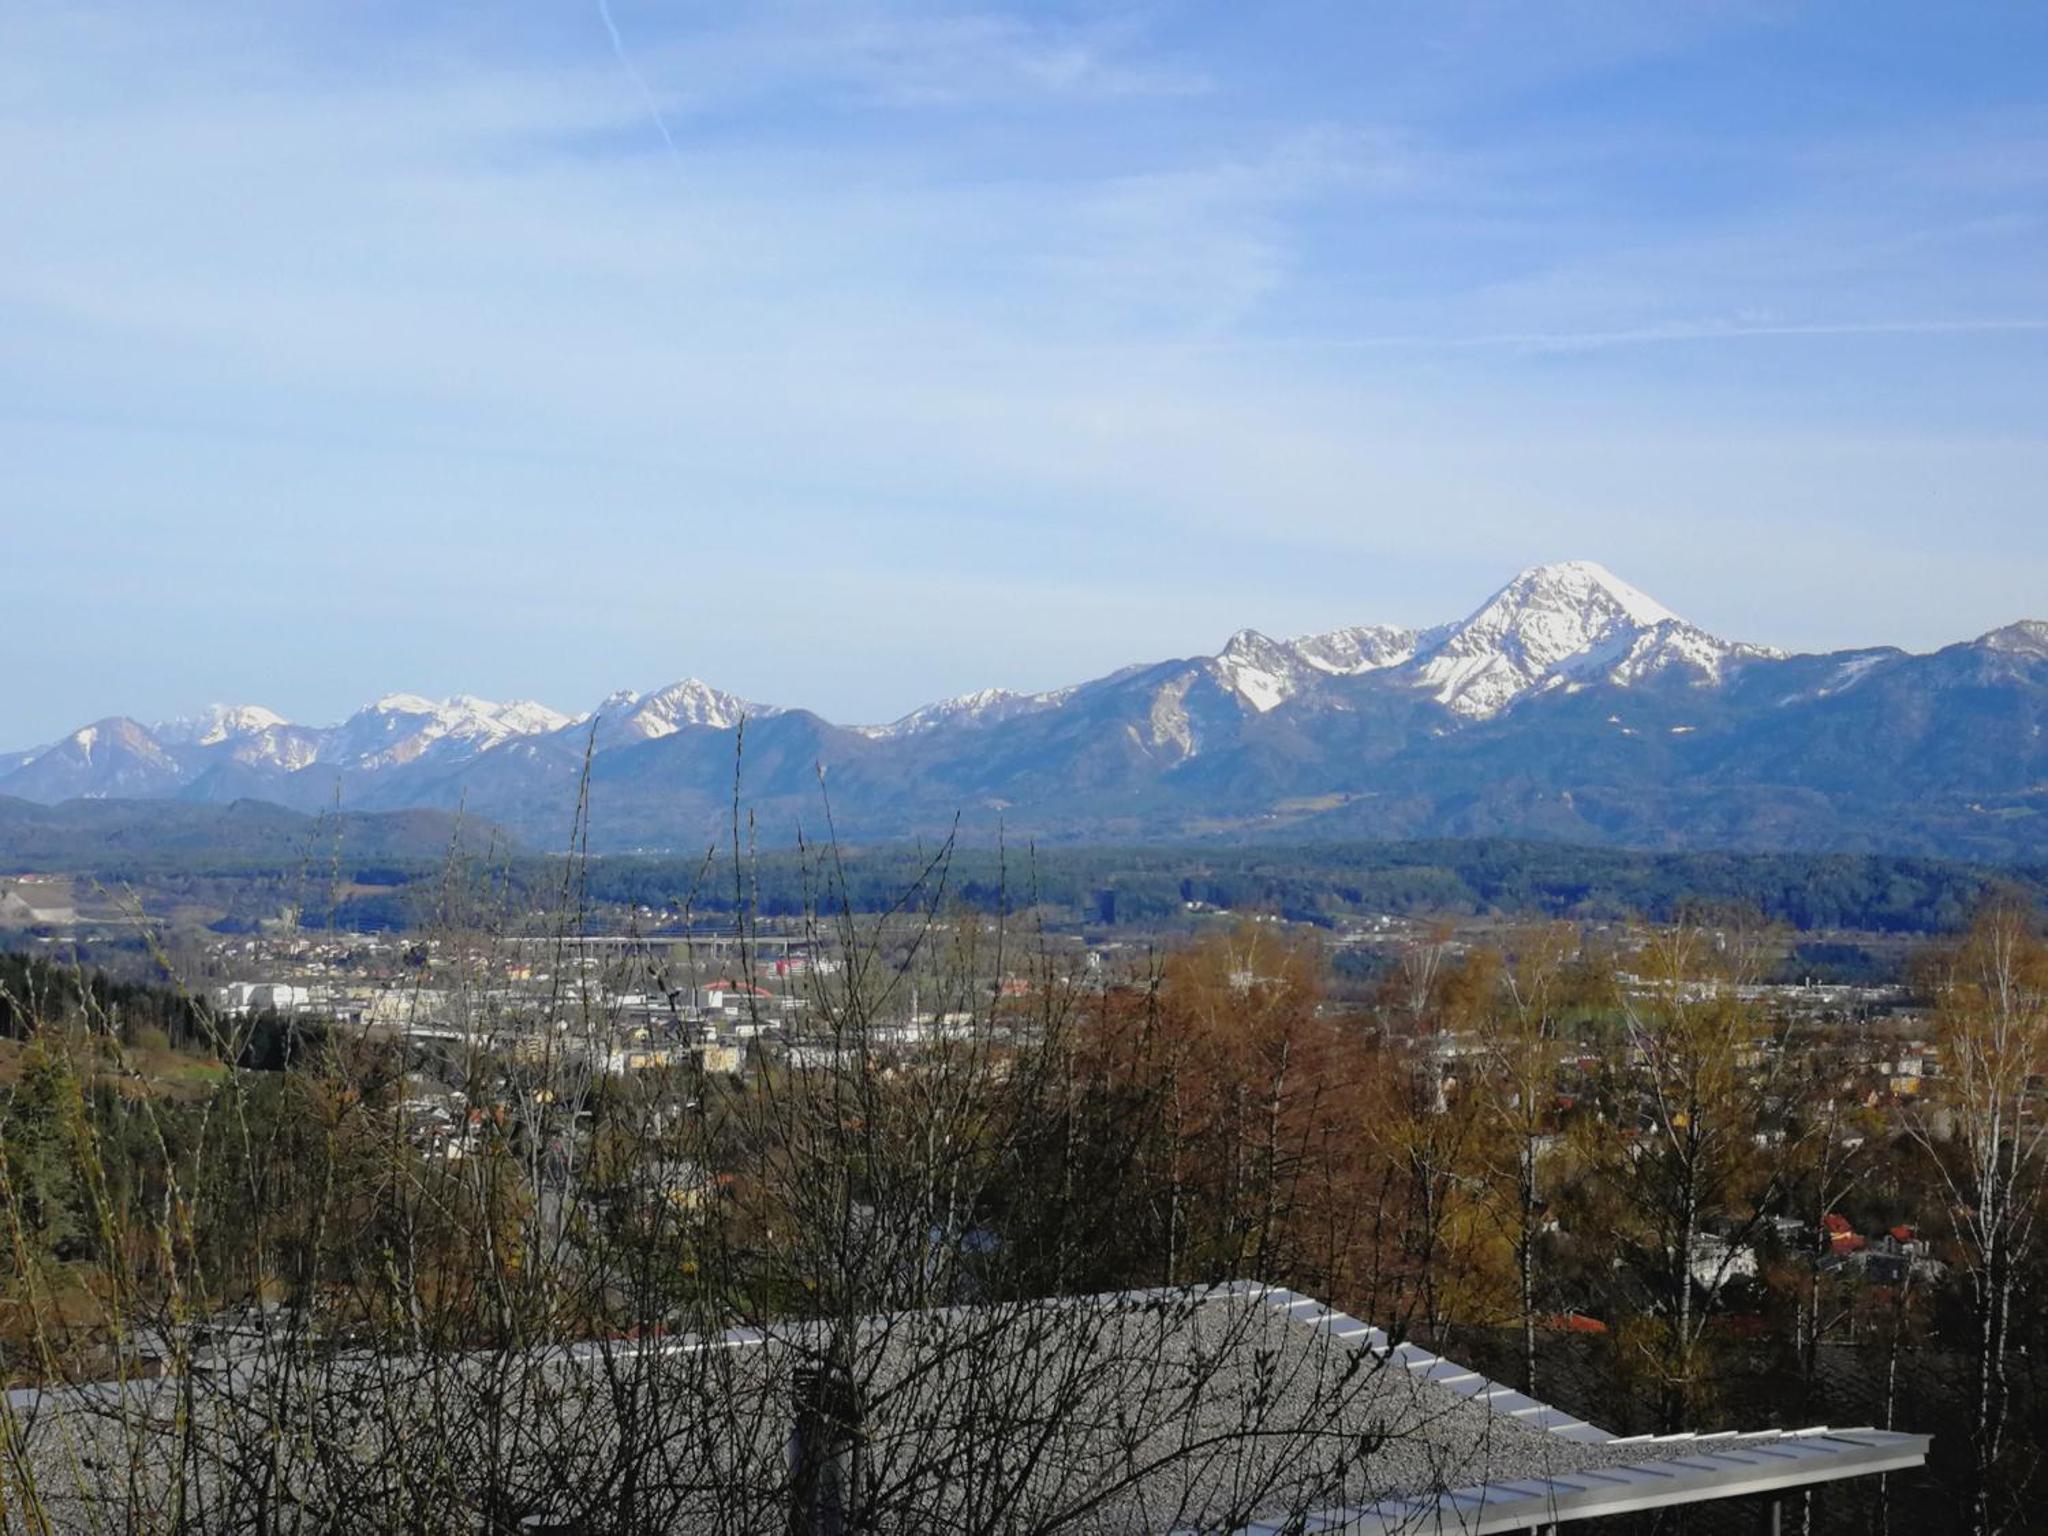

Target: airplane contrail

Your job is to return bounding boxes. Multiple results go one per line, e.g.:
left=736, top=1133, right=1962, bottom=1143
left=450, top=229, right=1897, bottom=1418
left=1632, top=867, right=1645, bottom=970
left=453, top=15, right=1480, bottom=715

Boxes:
left=596, top=0, right=678, bottom=157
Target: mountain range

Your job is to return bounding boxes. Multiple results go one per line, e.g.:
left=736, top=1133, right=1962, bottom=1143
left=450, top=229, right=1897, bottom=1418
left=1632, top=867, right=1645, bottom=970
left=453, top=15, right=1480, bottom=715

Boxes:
left=7, top=562, right=2044, bottom=859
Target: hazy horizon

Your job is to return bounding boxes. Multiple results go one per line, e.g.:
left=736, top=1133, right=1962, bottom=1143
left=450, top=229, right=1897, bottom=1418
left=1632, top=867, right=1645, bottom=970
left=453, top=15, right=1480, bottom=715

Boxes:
left=6, top=554, right=2044, bottom=746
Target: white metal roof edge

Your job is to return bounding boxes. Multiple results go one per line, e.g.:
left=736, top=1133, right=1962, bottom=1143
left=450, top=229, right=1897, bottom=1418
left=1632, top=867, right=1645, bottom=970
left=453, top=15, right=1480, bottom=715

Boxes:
left=1238, top=1284, right=1616, bottom=1444
left=1260, top=1428, right=1931, bottom=1535
left=1232, top=1284, right=1930, bottom=1535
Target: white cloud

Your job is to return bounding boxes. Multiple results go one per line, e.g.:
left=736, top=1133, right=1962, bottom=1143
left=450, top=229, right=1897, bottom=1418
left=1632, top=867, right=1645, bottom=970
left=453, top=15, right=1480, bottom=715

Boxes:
left=0, top=1, right=2044, bottom=740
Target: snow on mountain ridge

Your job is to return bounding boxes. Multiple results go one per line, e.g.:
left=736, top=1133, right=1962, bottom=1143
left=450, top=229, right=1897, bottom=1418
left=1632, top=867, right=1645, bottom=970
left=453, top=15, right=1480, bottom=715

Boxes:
left=1208, top=624, right=1421, bottom=714
left=1982, top=620, right=2048, bottom=657
left=635, top=679, right=773, bottom=733
left=13, top=562, right=1902, bottom=788
left=493, top=699, right=581, bottom=737
left=152, top=704, right=331, bottom=772
left=577, top=679, right=779, bottom=749
left=156, top=703, right=292, bottom=746
left=1212, top=629, right=1312, bottom=713
left=1289, top=624, right=1422, bottom=677
left=851, top=562, right=1735, bottom=728
left=358, top=694, right=573, bottom=733
left=859, top=687, right=1057, bottom=739
left=327, top=693, right=579, bottom=770
left=1196, top=621, right=1427, bottom=715
left=368, top=692, right=440, bottom=716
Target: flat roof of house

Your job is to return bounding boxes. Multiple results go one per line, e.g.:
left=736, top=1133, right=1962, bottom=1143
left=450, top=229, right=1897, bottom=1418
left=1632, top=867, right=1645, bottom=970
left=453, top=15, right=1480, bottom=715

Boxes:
left=4, top=1282, right=1927, bottom=1533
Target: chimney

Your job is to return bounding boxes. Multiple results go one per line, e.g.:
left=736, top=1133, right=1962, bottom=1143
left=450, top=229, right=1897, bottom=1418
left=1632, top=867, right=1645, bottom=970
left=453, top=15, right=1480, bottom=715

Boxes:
left=788, top=1359, right=862, bottom=1536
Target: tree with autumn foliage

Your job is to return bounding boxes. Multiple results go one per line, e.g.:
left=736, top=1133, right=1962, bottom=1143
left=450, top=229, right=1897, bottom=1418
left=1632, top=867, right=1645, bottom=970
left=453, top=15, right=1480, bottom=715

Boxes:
left=1557, top=917, right=1790, bottom=1429
left=1463, top=923, right=1600, bottom=1395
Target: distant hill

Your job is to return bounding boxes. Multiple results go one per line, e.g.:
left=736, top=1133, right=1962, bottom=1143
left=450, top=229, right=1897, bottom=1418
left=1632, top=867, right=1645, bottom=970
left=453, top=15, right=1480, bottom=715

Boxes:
left=5, top=563, right=2043, bottom=860
left=4, top=806, right=2039, bottom=938
left=0, top=798, right=506, bottom=874
left=561, top=839, right=2048, bottom=938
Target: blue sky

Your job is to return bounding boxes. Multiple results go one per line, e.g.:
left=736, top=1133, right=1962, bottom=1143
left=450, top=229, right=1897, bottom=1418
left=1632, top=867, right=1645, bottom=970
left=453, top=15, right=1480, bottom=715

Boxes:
left=4, top=1, right=2046, bottom=742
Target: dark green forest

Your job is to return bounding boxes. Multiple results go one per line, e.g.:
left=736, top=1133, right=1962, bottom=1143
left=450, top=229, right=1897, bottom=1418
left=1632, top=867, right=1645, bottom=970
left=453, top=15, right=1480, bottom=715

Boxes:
left=124, top=840, right=2048, bottom=938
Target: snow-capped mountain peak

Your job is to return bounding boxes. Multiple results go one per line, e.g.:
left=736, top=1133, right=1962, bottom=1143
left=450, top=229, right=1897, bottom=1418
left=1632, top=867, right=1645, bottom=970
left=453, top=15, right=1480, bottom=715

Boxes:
left=1443, top=562, right=1679, bottom=661
left=873, top=563, right=1718, bottom=729
left=328, top=693, right=576, bottom=770
left=366, top=692, right=440, bottom=717
left=583, top=679, right=777, bottom=746
left=155, top=703, right=323, bottom=772
left=1982, top=620, right=2048, bottom=658
left=156, top=703, right=291, bottom=747
left=0, top=717, right=187, bottom=802
left=1212, top=629, right=1311, bottom=713
left=63, top=717, right=173, bottom=768
left=4, top=559, right=2043, bottom=863
left=1404, top=561, right=1739, bottom=718
left=350, top=693, right=571, bottom=734
left=1528, top=560, right=1675, bottom=626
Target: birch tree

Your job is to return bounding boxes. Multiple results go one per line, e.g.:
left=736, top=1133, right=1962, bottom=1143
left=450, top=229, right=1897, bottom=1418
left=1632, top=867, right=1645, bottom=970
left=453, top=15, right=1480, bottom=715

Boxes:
left=1575, top=917, right=1788, bottom=1430
left=1913, top=902, right=2048, bottom=1535
left=1469, top=924, right=1582, bottom=1396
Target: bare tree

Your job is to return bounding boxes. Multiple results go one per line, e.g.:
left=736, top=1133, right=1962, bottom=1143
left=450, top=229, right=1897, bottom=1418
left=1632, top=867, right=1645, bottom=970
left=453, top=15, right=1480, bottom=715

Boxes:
left=1910, top=902, right=2048, bottom=1535
left=0, top=792, right=1544, bottom=1536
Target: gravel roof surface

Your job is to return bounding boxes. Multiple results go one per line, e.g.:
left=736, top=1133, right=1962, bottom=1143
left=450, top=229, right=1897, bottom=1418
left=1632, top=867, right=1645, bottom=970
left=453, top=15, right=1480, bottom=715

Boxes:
left=1, top=1289, right=1769, bottom=1534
